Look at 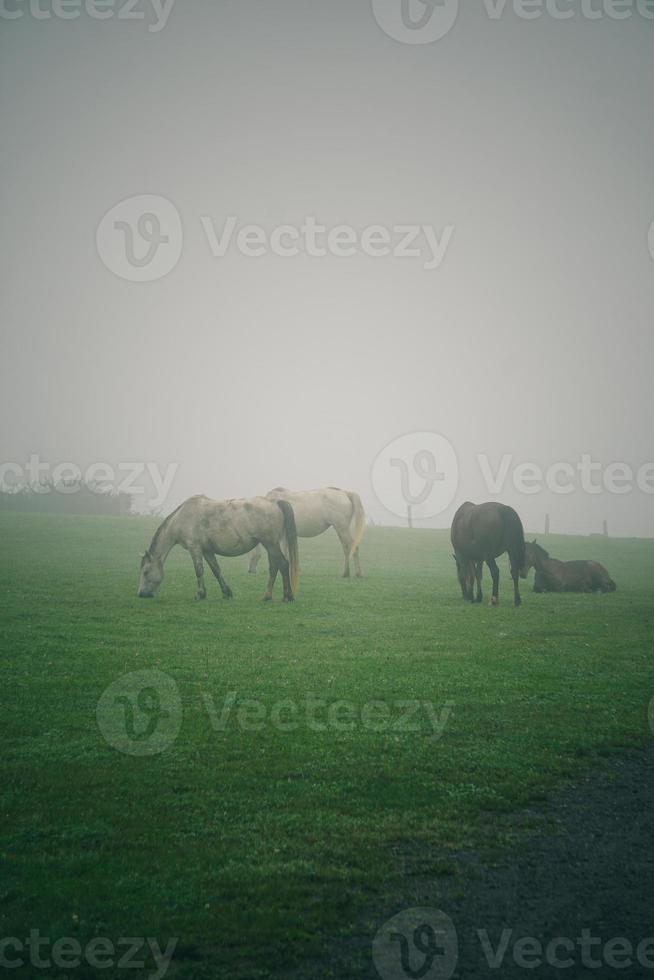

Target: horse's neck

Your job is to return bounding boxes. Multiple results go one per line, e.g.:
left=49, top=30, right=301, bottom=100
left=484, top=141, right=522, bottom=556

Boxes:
left=150, top=519, right=177, bottom=562
left=533, top=551, right=551, bottom=571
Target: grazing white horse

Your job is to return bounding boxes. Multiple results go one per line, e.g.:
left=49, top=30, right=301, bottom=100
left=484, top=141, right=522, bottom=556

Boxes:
left=138, top=495, right=300, bottom=602
left=247, top=487, right=365, bottom=578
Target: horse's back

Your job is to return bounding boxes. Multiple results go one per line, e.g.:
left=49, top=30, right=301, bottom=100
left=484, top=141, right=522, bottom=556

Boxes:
left=586, top=560, right=617, bottom=591
left=451, top=501, right=519, bottom=559
left=267, top=487, right=353, bottom=536
left=174, top=494, right=283, bottom=555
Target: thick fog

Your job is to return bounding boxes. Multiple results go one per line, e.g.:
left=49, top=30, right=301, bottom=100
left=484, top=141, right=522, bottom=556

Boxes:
left=2, top=0, right=653, bottom=536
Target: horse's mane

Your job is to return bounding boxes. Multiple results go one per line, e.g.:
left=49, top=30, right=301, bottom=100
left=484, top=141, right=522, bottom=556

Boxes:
left=147, top=501, right=185, bottom=556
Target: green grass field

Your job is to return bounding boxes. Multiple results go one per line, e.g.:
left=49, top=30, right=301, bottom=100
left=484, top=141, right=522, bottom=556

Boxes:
left=1, top=513, right=653, bottom=979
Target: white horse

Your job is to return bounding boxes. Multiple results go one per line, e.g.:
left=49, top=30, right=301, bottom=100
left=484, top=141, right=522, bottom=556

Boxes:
left=138, top=495, right=299, bottom=602
left=247, top=487, right=365, bottom=578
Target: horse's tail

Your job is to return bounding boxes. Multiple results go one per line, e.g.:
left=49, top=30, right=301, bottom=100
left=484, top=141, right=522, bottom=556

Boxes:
left=504, top=505, right=526, bottom=571
left=346, top=491, right=366, bottom=555
left=276, top=499, right=300, bottom=594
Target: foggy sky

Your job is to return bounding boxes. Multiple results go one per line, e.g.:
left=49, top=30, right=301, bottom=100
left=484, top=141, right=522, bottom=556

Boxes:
left=2, top=0, right=654, bottom=536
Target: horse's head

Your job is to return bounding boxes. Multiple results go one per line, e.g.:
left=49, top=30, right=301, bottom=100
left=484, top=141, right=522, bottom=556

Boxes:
left=452, top=552, right=475, bottom=595
left=520, top=539, right=548, bottom=578
left=138, top=550, right=164, bottom=597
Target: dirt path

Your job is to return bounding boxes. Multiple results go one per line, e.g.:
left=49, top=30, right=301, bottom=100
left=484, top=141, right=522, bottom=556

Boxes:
left=287, top=744, right=654, bottom=979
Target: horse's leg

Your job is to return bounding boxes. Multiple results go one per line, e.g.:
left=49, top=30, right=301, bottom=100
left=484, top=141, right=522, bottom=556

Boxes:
left=474, top=561, right=483, bottom=603
left=509, top=553, right=522, bottom=607
left=353, top=545, right=363, bottom=578
left=464, top=562, right=475, bottom=602
left=203, top=550, right=233, bottom=599
left=277, top=548, right=294, bottom=602
left=265, top=546, right=294, bottom=602
left=335, top=528, right=352, bottom=578
left=262, top=550, right=278, bottom=601
left=487, top=557, right=500, bottom=605
left=247, top=545, right=262, bottom=574
left=191, top=551, right=207, bottom=600
left=263, top=547, right=295, bottom=602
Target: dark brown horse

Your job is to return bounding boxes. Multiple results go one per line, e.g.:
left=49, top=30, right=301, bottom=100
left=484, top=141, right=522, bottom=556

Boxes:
left=451, top=501, right=526, bottom=606
left=520, top=541, right=616, bottom=593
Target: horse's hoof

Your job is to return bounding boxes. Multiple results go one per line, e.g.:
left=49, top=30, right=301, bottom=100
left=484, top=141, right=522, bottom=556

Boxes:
left=514, top=598, right=522, bottom=607
left=196, top=593, right=207, bottom=601
left=283, top=595, right=295, bottom=603
left=223, top=592, right=233, bottom=600
left=490, top=597, right=499, bottom=606
left=262, top=594, right=273, bottom=602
